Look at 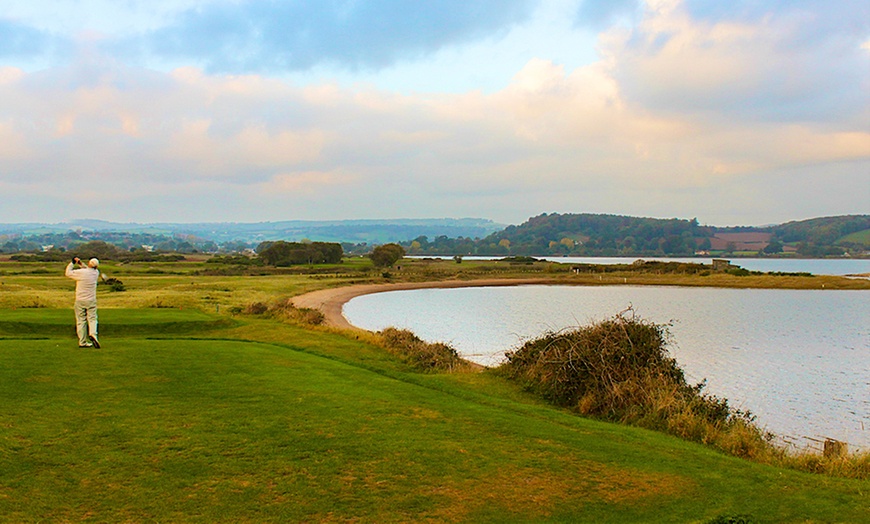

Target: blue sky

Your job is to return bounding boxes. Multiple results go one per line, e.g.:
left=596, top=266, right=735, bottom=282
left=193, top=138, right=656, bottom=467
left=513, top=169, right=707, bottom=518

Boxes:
left=0, top=0, right=867, bottom=225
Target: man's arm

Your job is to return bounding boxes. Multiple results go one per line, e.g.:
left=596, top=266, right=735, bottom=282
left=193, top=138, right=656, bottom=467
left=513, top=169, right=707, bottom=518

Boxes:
left=65, top=257, right=83, bottom=278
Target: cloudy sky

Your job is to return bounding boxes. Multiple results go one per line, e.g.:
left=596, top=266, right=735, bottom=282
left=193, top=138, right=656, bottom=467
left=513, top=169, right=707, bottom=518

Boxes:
left=1, top=0, right=868, bottom=226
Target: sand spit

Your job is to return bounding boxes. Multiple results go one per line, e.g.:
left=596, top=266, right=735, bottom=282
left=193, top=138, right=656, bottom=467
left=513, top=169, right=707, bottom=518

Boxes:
left=291, top=278, right=563, bottom=331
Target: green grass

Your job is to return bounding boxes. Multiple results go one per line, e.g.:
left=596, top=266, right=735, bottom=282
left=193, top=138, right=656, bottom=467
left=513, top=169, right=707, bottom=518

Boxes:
left=0, top=308, right=236, bottom=337
left=0, top=310, right=868, bottom=522
left=838, top=228, right=870, bottom=248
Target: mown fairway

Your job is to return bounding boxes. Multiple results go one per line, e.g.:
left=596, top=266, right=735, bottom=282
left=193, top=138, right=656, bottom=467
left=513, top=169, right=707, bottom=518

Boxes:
left=0, top=308, right=868, bottom=522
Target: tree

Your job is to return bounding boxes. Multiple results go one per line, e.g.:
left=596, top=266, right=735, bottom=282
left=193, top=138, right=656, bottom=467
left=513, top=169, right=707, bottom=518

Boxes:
left=258, top=241, right=343, bottom=266
left=763, top=239, right=783, bottom=254
left=73, top=240, right=121, bottom=260
left=370, top=243, right=405, bottom=267
left=258, top=241, right=292, bottom=265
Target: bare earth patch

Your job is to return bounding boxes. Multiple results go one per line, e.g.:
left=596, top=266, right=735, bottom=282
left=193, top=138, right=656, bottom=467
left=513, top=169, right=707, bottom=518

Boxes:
left=427, top=459, right=692, bottom=521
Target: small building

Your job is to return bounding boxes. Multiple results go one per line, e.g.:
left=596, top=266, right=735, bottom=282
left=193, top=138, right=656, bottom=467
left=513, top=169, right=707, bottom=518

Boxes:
left=712, top=259, right=732, bottom=271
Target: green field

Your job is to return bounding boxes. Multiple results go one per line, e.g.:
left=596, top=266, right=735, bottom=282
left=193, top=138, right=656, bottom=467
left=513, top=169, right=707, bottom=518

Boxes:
left=838, top=228, right=870, bottom=248
left=1, top=307, right=868, bottom=522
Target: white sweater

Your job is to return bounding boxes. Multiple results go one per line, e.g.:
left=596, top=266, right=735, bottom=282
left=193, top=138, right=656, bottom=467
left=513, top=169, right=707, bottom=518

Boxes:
left=65, top=263, right=100, bottom=303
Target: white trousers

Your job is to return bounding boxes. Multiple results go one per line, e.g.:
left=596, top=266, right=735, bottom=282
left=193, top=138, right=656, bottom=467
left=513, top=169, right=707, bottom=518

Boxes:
left=74, top=300, right=98, bottom=346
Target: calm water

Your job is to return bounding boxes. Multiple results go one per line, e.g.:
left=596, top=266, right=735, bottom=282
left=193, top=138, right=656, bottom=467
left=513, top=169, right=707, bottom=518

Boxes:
left=344, top=285, right=870, bottom=448
left=410, top=256, right=870, bottom=276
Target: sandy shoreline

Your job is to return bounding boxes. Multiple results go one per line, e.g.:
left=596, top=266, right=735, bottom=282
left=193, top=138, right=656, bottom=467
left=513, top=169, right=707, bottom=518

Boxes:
left=291, top=278, right=564, bottom=331
left=292, top=272, right=870, bottom=331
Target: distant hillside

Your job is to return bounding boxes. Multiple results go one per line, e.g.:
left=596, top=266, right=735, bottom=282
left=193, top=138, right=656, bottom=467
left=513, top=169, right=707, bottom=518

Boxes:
left=0, top=218, right=504, bottom=249
left=1, top=214, right=866, bottom=257
left=838, top=228, right=870, bottom=248
left=772, top=215, right=870, bottom=247
left=488, top=213, right=709, bottom=256
left=403, top=213, right=869, bottom=258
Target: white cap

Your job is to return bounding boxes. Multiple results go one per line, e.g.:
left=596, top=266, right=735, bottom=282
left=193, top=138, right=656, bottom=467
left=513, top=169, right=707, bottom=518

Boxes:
left=88, top=258, right=100, bottom=268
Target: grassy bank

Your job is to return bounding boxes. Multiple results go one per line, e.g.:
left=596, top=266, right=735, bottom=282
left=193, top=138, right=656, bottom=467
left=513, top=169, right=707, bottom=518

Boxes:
left=1, top=259, right=868, bottom=521
left=1, top=311, right=868, bottom=522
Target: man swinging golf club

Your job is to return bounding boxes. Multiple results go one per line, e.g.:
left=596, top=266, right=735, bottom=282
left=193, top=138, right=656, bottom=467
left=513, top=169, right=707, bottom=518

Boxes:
left=65, top=257, right=107, bottom=348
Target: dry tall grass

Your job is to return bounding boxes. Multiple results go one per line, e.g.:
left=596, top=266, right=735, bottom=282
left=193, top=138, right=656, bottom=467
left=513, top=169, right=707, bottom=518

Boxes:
left=239, top=299, right=326, bottom=325
left=377, top=327, right=472, bottom=372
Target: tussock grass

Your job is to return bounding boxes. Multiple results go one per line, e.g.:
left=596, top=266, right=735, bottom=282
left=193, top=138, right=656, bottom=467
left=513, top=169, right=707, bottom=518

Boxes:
left=240, top=298, right=326, bottom=326
left=377, top=327, right=474, bottom=372
left=783, top=449, right=870, bottom=479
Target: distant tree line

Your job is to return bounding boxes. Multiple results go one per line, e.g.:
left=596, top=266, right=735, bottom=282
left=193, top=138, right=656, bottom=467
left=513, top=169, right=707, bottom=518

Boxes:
left=402, top=214, right=710, bottom=257
left=0, top=231, right=219, bottom=254
left=0, top=230, right=373, bottom=259
left=255, top=241, right=343, bottom=266
left=8, top=240, right=185, bottom=262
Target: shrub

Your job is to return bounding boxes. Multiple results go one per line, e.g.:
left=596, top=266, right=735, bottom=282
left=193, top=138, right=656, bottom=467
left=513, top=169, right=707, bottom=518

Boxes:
left=104, top=277, right=125, bottom=292
left=498, top=310, right=764, bottom=449
left=369, top=243, right=405, bottom=267
left=244, top=302, right=269, bottom=315
left=378, top=327, right=464, bottom=372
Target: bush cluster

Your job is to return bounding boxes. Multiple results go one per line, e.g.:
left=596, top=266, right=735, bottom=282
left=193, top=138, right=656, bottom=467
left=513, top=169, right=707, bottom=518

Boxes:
left=378, top=327, right=464, bottom=372
left=10, top=251, right=185, bottom=263
left=103, top=277, right=126, bottom=292
left=498, top=310, right=769, bottom=456
left=571, top=260, right=712, bottom=274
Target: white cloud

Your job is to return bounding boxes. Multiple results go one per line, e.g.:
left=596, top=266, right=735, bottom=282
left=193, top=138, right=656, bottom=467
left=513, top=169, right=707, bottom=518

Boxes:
left=607, top=0, right=870, bottom=124
left=0, top=120, right=30, bottom=158
left=258, top=170, right=357, bottom=195
left=0, top=0, right=866, bottom=225
left=166, top=120, right=327, bottom=177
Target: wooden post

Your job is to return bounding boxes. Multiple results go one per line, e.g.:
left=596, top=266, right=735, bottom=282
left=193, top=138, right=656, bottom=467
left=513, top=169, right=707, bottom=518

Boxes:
left=823, top=438, right=847, bottom=459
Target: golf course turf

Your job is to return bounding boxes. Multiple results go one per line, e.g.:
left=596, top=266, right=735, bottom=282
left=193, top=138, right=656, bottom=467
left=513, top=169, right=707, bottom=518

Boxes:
left=0, top=308, right=867, bottom=522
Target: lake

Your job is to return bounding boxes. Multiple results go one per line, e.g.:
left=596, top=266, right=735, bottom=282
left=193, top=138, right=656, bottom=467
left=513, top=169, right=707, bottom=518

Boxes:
left=344, top=285, right=870, bottom=449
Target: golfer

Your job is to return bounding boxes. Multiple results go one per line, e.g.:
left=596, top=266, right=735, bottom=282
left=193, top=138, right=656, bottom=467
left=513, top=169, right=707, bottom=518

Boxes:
left=65, top=257, right=105, bottom=348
